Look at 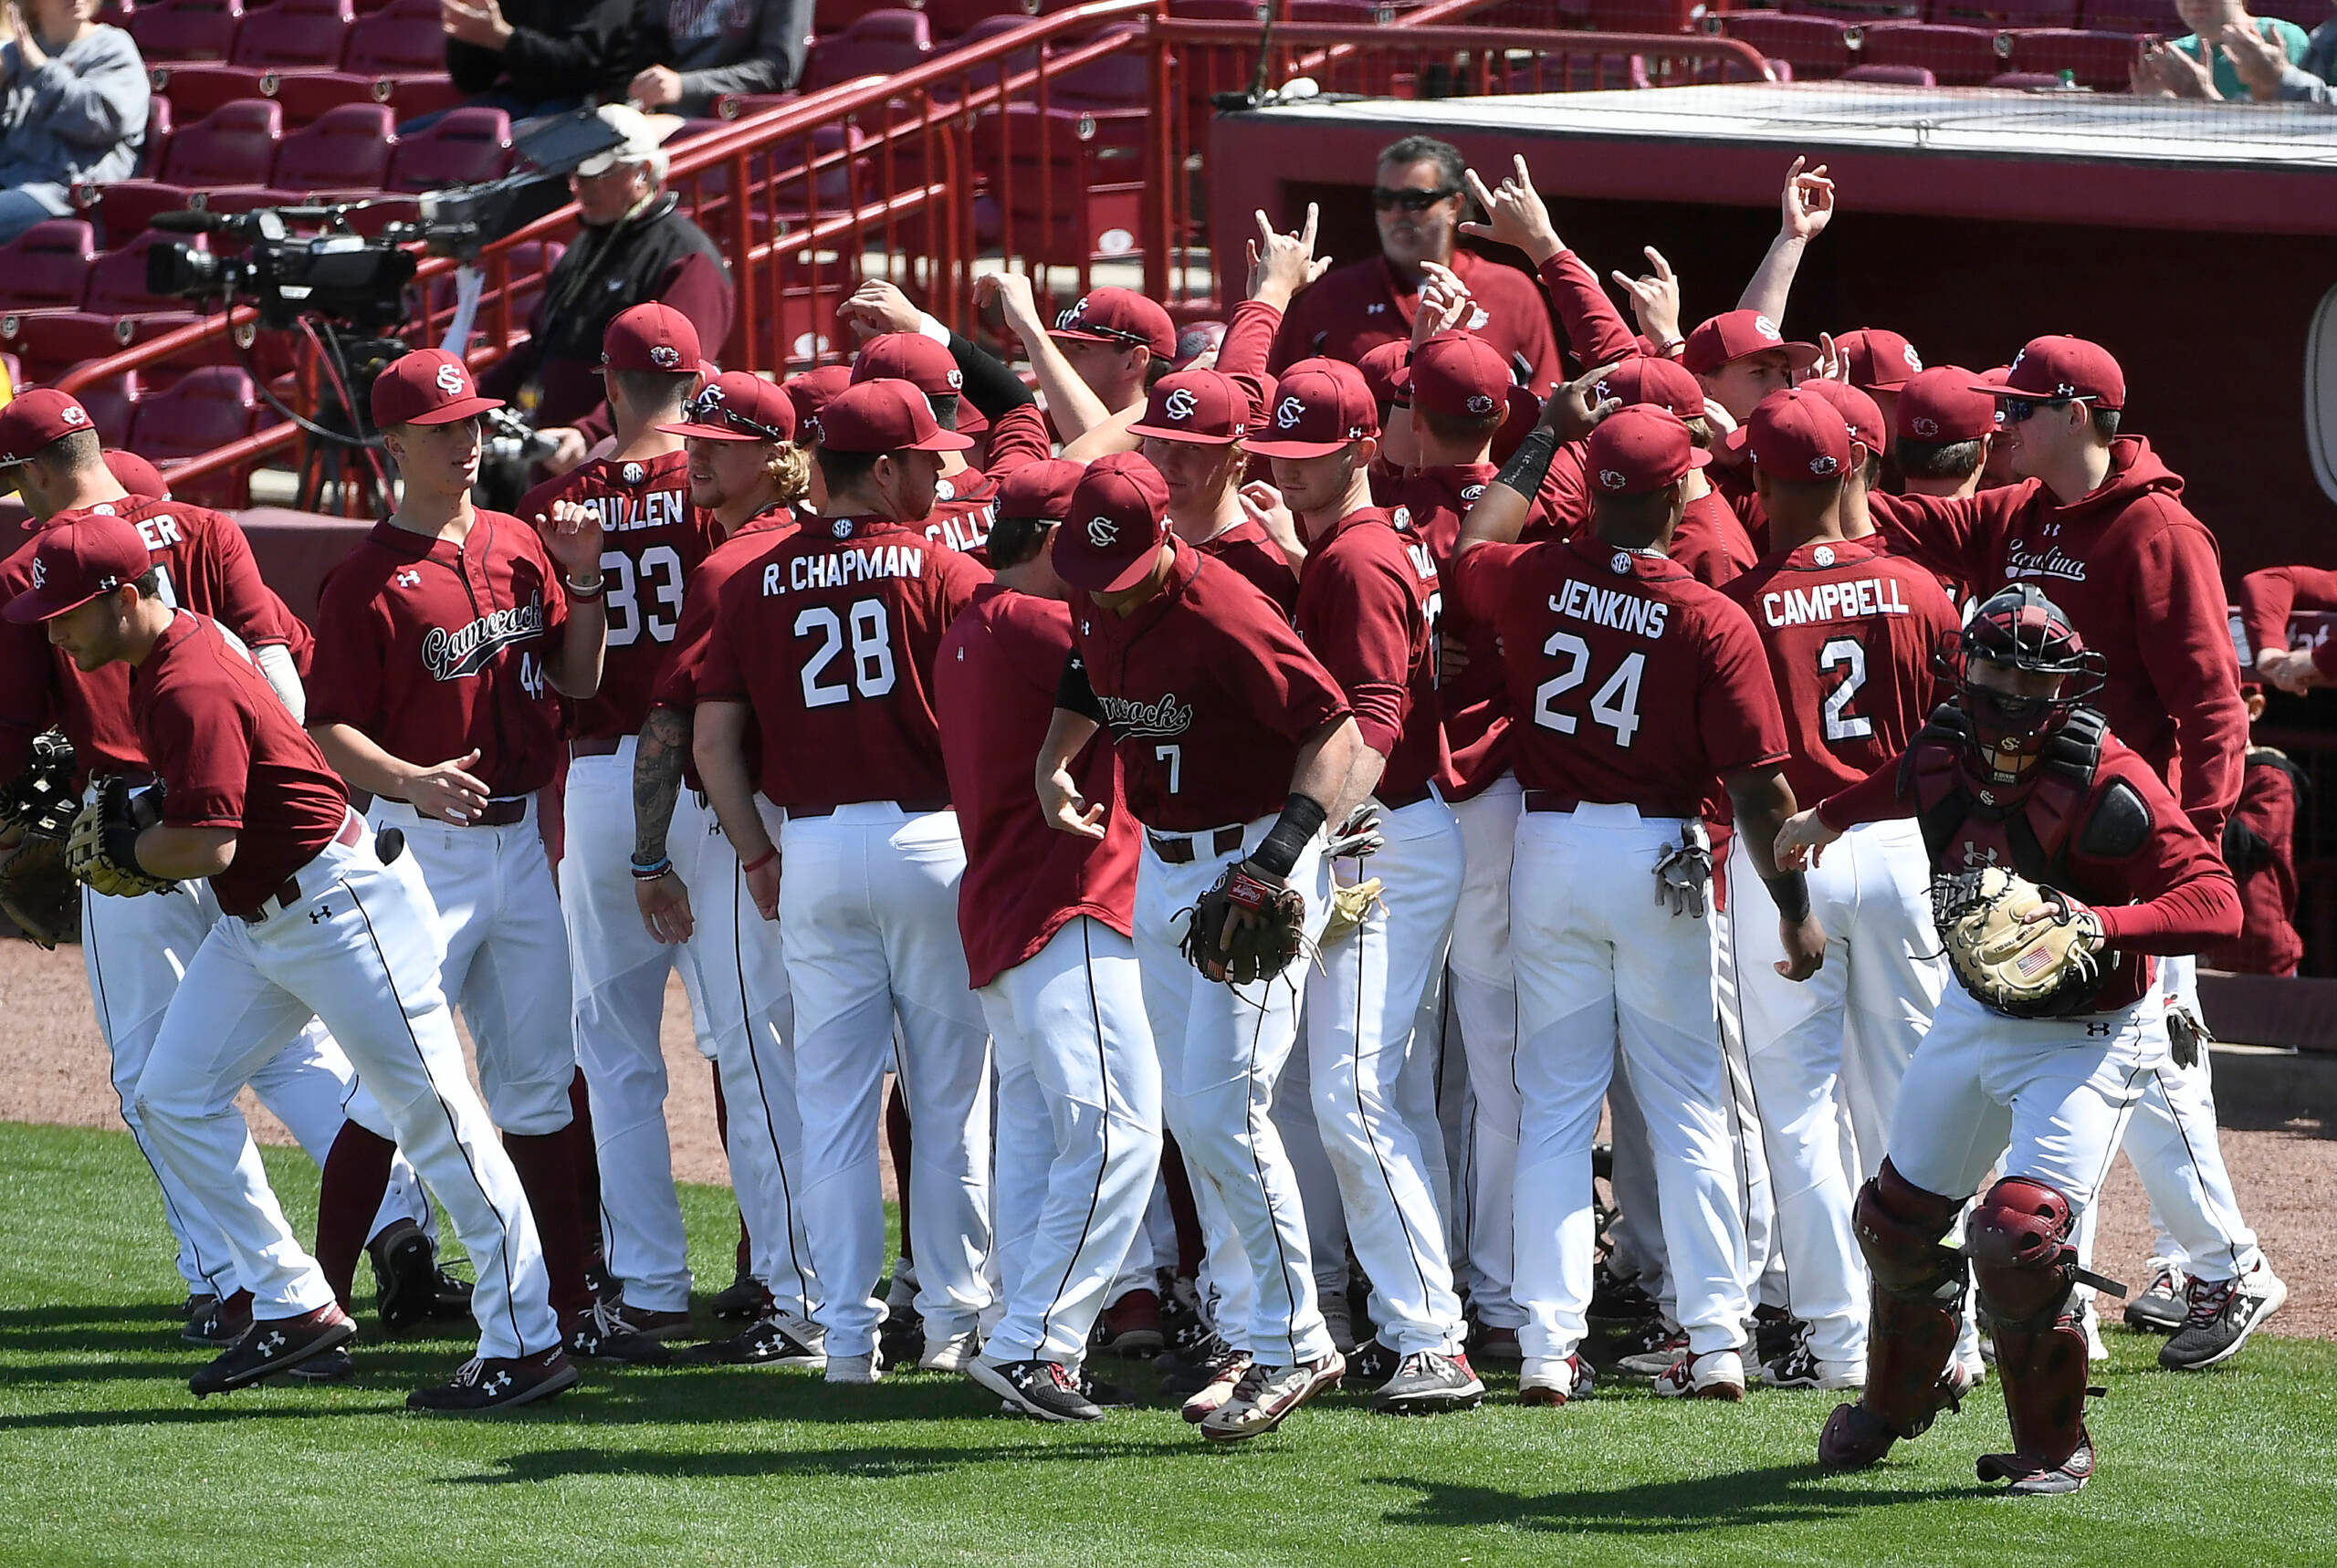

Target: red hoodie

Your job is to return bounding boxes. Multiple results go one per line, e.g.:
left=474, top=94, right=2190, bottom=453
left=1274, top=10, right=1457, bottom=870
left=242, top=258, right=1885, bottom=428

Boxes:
left=1868, top=438, right=2245, bottom=838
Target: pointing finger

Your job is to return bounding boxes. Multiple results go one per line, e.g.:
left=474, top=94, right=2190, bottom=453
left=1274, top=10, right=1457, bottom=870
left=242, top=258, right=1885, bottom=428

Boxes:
left=1299, top=200, right=1318, bottom=251
left=1462, top=167, right=1498, bottom=211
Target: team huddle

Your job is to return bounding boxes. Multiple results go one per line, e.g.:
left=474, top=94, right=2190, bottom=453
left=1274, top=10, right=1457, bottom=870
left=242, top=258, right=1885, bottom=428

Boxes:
left=0, top=142, right=2284, bottom=1492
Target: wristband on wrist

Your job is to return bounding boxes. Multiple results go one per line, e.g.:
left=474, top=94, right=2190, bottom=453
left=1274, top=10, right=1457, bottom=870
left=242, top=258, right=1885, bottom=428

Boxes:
left=565, top=572, right=607, bottom=599
left=1653, top=337, right=1685, bottom=357
left=1250, top=791, right=1329, bottom=881
left=741, top=847, right=777, bottom=875
left=1765, top=870, right=1812, bottom=925
left=1494, top=423, right=1561, bottom=498
left=629, top=855, right=672, bottom=881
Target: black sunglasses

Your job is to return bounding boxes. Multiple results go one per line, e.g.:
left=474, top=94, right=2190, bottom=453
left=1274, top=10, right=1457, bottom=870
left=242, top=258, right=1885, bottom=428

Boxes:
left=1998, top=394, right=2088, bottom=426
left=1371, top=185, right=1460, bottom=213
left=685, top=390, right=787, bottom=443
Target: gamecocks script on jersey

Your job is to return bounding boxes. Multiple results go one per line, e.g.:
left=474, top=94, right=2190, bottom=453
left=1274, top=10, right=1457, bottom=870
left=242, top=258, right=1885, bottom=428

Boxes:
left=1099, top=690, right=1193, bottom=740
left=423, top=597, right=547, bottom=681
left=1551, top=580, right=1669, bottom=640
left=763, top=544, right=927, bottom=595
left=1758, top=575, right=1913, bottom=628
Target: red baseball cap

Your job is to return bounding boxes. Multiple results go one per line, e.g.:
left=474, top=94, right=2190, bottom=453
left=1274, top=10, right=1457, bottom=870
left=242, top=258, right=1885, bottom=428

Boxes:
left=0, top=389, right=98, bottom=466
left=1128, top=368, right=1250, bottom=444
left=1492, top=384, right=1540, bottom=464
left=1586, top=405, right=1709, bottom=497
left=817, top=378, right=975, bottom=456
left=657, top=370, right=798, bottom=444
left=1172, top=319, right=1226, bottom=372
left=851, top=332, right=985, bottom=437
left=102, top=448, right=170, bottom=499
left=600, top=303, right=702, bottom=374
left=1833, top=327, right=1923, bottom=393
left=1736, top=386, right=1852, bottom=481
left=1407, top=331, right=1511, bottom=423
left=782, top=364, right=853, bottom=444
left=1357, top=340, right=1410, bottom=410
left=996, top=457, right=1087, bottom=523
left=1895, top=366, right=1998, bottom=444
left=1050, top=287, right=1177, bottom=361
left=1982, top=335, right=2125, bottom=411
left=1053, top=451, right=1170, bottom=592
left=1590, top=355, right=1706, bottom=420
left=1245, top=358, right=1379, bottom=459
left=371, top=349, right=502, bottom=429
left=1681, top=309, right=1820, bottom=378
left=4, top=508, right=151, bottom=622
left=1800, top=379, right=1885, bottom=458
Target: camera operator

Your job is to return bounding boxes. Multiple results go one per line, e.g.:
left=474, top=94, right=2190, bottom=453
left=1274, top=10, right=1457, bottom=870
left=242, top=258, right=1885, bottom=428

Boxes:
left=440, top=0, right=635, bottom=126
left=477, top=104, right=733, bottom=485
left=626, top=0, right=812, bottom=118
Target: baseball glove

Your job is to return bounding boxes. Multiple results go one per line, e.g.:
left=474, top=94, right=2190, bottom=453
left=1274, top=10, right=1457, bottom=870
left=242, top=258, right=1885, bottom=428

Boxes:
left=68, top=776, right=174, bottom=899
left=1180, top=860, right=1307, bottom=986
left=0, top=836, right=76, bottom=947
left=1931, top=866, right=2108, bottom=1018
left=0, top=730, right=79, bottom=840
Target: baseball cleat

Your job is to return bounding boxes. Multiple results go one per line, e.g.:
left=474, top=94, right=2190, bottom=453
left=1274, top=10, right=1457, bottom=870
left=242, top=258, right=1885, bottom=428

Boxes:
left=191, top=1303, right=357, bottom=1396
left=1180, top=1351, right=1254, bottom=1423
left=1951, top=1350, right=1988, bottom=1394
left=709, top=1271, right=772, bottom=1323
left=1199, top=1353, right=1345, bottom=1442
left=1088, top=1288, right=1166, bottom=1358
left=183, top=1289, right=253, bottom=1346
left=684, top=1314, right=824, bottom=1367
left=1751, top=1304, right=1806, bottom=1368
left=1652, top=1348, right=1746, bottom=1401
left=583, top=1259, right=622, bottom=1309
left=407, top=1348, right=580, bottom=1415
left=428, top=1266, right=475, bottom=1321
left=1613, top=1321, right=1689, bottom=1376
left=367, top=1218, right=440, bottom=1337
left=1817, top=1401, right=1899, bottom=1470
left=182, top=1291, right=215, bottom=1322
left=286, top=1346, right=356, bottom=1384
left=825, top=1350, right=885, bottom=1384
left=919, top=1330, right=980, bottom=1375
left=1758, top=1345, right=1865, bottom=1392
left=2159, top=1262, right=2287, bottom=1371
left=1470, top=1324, right=1523, bottom=1364
left=567, top=1297, right=688, bottom=1364
left=1346, top=1336, right=1399, bottom=1385
left=1977, top=1431, right=2094, bottom=1495
left=967, top=1356, right=1103, bottom=1424
left=1078, top=1369, right=1137, bottom=1408
left=2122, top=1260, right=2189, bottom=1335
left=1518, top=1354, right=1594, bottom=1407
left=1371, top=1350, right=1485, bottom=1416
left=1588, top=1265, right=1661, bottom=1325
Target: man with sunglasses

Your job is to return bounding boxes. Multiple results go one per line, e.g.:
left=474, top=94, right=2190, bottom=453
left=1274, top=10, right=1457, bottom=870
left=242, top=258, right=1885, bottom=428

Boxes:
left=1266, top=136, right=1561, bottom=396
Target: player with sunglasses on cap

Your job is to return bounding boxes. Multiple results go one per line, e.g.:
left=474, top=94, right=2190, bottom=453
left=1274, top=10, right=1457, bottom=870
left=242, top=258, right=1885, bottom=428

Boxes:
left=971, top=273, right=1179, bottom=450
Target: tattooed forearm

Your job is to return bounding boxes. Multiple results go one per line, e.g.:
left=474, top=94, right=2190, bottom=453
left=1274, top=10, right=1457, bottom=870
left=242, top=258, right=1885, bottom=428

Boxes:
left=634, top=704, right=693, bottom=865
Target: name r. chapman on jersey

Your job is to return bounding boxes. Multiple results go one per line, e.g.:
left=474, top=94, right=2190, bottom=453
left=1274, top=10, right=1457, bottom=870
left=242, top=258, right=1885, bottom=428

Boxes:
left=763, top=540, right=930, bottom=595
left=1098, top=690, right=1194, bottom=741
left=423, top=596, right=547, bottom=681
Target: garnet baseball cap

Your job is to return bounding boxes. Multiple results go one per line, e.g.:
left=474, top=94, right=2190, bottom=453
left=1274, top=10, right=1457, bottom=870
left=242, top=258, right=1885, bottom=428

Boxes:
left=1050, top=287, right=1177, bottom=361
left=1586, top=405, right=1709, bottom=497
left=1800, top=379, right=1885, bottom=458
left=1591, top=355, right=1706, bottom=420
left=1981, top=335, right=2125, bottom=411
left=1680, top=309, right=1820, bottom=378
left=1245, top=357, right=1379, bottom=459
left=1895, top=366, right=1998, bottom=444
left=1129, top=368, right=1250, bottom=444
left=1736, top=386, right=1852, bottom=480
left=1833, top=327, right=1923, bottom=393
left=1357, top=340, right=1410, bottom=410
left=102, top=448, right=170, bottom=499
left=1491, top=384, right=1540, bottom=464
left=1172, top=319, right=1226, bottom=371
left=817, top=378, right=975, bottom=456
left=1054, top=451, right=1170, bottom=592
left=0, top=389, right=97, bottom=466
left=996, top=457, right=1086, bottom=524
left=782, top=364, right=853, bottom=444
left=4, top=508, right=151, bottom=622
left=657, top=370, right=797, bottom=444
left=600, top=302, right=702, bottom=374
left=851, top=332, right=985, bottom=437
left=1407, top=331, right=1511, bottom=423
left=371, top=349, right=502, bottom=429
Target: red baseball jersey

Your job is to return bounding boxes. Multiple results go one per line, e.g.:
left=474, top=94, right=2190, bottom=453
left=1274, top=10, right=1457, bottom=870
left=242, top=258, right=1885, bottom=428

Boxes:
left=2237, top=564, right=2337, bottom=681
left=1724, top=538, right=1958, bottom=809
left=1270, top=251, right=1562, bottom=394
left=697, top=515, right=988, bottom=810
left=1292, top=507, right=1447, bottom=802
left=1378, top=462, right=1509, bottom=799
left=131, top=611, right=351, bottom=916
left=1448, top=534, right=1789, bottom=812
left=308, top=511, right=572, bottom=799
left=1669, top=489, right=1757, bottom=590
left=652, top=507, right=802, bottom=791
left=926, top=403, right=1054, bottom=559
left=518, top=449, right=719, bottom=741
left=1870, top=437, right=2245, bottom=834
left=1064, top=540, right=1352, bottom=832
left=0, top=497, right=309, bottom=782
left=938, top=582, right=1138, bottom=988
left=1194, top=517, right=1299, bottom=616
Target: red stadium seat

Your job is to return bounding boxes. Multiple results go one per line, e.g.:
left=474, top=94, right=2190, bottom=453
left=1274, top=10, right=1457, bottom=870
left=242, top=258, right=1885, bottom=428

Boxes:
left=814, top=0, right=901, bottom=33
left=802, top=10, right=936, bottom=92
left=385, top=106, right=512, bottom=191
left=1782, top=0, right=1922, bottom=20
left=132, top=365, right=260, bottom=462
left=2076, top=0, right=2178, bottom=31
left=147, top=63, right=269, bottom=120
left=932, top=12, right=1046, bottom=100
left=94, top=97, right=281, bottom=240
left=1845, top=60, right=1941, bottom=81
left=2004, top=26, right=2139, bottom=86
left=345, top=1, right=449, bottom=77
left=131, top=0, right=244, bottom=62
left=137, top=93, right=173, bottom=175
left=1723, top=13, right=1855, bottom=77
left=77, top=372, right=144, bottom=447
left=0, top=231, right=207, bottom=382
left=269, top=71, right=398, bottom=126
left=0, top=220, right=99, bottom=311
left=268, top=101, right=398, bottom=193
left=1987, top=68, right=2074, bottom=85
left=1860, top=21, right=2011, bottom=83
left=1931, top=0, right=2078, bottom=24
left=923, top=0, right=1036, bottom=36
left=230, top=0, right=354, bottom=70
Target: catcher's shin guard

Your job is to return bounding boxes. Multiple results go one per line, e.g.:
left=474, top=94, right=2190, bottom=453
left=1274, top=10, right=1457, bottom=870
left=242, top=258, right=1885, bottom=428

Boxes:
left=1969, top=1176, right=2094, bottom=1472
left=1824, top=1161, right=1967, bottom=1469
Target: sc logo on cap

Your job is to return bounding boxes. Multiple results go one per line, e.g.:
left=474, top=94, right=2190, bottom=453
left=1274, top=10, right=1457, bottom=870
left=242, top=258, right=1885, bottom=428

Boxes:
left=1598, top=468, right=1628, bottom=490
left=1808, top=455, right=1839, bottom=476
left=1754, top=315, right=1782, bottom=341
left=1912, top=415, right=1941, bottom=437
left=649, top=345, right=681, bottom=371
left=1902, top=342, right=1923, bottom=372
left=1163, top=387, right=1199, bottom=421
left=28, top=556, right=45, bottom=588
left=1086, top=516, right=1119, bottom=548
left=59, top=404, right=87, bottom=428
left=435, top=362, right=466, bottom=396
left=1274, top=395, right=1305, bottom=430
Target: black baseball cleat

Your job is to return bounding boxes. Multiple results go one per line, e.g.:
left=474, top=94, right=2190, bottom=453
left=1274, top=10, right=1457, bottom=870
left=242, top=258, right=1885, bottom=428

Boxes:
left=2159, top=1266, right=2287, bottom=1370
left=1078, top=1368, right=1137, bottom=1408
left=286, top=1346, right=356, bottom=1383
left=2122, top=1261, right=2188, bottom=1335
left=683, top=1315, right=824, bottom=1366
left=567, top=1297, right=686, bottom=1365
left=368, top=1218, right=440, bottom=1337
left=191, top=1303, right=358, bottom=1396
left=183, top=1289, right=253, bottom=1346
left=709, top=1271, right=771, bottom=1323
left=967, top=1357, right=1104, bottom=1423
left=1752, top=1304, right=1807, bottom=1367
left=428, top=1266, right=476, bottom=1321
left=1977, top=1433, right=2095, bottom=1495
left=408, top=1348, right=581, bottom=1415
left=182, top=1291, right=215, bottom=1322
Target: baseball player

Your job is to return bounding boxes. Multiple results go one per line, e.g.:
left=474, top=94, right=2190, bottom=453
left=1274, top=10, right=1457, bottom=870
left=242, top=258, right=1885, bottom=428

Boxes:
left=934, top=459, right=1163, bottom=1422
left=634, top=369, right=825, bottom=1365
left=1043, top=451, right=1371, bottom=1440
left=1247, top=357, right=1480, bottom=1414
left=978, top=276, right=1177, bottom=449
left=1721, top=390, right=1959, bottom=1390
left=0, top=391, right=442, bottom=1348
left=514, top=303, right=722, bottom=1349
left=692, top=379, right=993, bottom=1384
left=10, top=512, right=573, bottom=1411
left=1783, top=587, right=2240, bottom=1494
left=1890, top=368, right=1999, bottom=504
left=308, top=349, right=612, bottom=1352
left=1452, top=395, right=1825, bottom=1405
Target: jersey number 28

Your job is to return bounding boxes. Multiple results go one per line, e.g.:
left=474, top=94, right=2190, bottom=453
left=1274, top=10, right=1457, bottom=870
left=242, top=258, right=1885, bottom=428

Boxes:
left=797, top=598, right=897, bottom=707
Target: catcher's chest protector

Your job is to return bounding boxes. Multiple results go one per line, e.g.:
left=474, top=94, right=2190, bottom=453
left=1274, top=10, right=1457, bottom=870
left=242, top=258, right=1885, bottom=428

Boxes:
left=1907, top=706, right=2106, bottom=883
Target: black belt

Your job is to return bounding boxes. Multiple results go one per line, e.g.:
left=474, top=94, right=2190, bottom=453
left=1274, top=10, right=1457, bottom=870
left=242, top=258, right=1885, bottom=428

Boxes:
left=384, top=796, right=529, bottom=827
left=571, top=737, right=624, bottom=758
left=1148, top=824, right=1244, bottom=864
left=786, top=796, right=950, bottom=820
left=235, top=813, right=363, bottom=924
left=1378, top=782, right=1434, bottom=810
left=1525, top=789, right=1699, bottom=819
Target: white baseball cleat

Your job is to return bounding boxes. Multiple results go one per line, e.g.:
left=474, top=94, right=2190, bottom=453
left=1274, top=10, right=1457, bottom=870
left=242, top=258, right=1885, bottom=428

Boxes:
left=825, top=1351, right=885, bottom=1385
left=1652, top=1348, right=1746, bottom=1401
left=919, top=1331, right=979, bottom=1374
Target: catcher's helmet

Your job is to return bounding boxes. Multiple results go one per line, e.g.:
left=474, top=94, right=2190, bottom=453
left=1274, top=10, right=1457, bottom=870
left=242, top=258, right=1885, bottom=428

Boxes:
left=1937, top=585, right=2106, bottom=786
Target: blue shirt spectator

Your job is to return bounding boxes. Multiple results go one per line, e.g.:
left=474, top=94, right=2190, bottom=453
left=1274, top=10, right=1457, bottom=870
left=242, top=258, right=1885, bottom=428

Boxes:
left=0, top=0, right=147, bottom=246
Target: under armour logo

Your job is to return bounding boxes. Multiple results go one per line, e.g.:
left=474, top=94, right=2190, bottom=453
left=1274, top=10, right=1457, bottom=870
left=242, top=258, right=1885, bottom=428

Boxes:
left=309, top=904, right=330, bottom=924
left=1274, top=396, right=1305, bottom=430
left=1962, top=841, right=2000, bottom=868
left=2087, top=1020, right=2112, bottom=1037
left=487, top=1370, right=512, bottom=1393
left=435, top=363, right=466, bottom=396
left=649, top=344, right=681, bottom=370
left=1163, top=387, right=1198, bottom=421
left=1086, top=516, right=1119, bottom=548
left=257, top=1331, right=287, bottom=1356
left=396, top=569, right=422, bottom=588
left=1366, top=303, right=1386, bottom=315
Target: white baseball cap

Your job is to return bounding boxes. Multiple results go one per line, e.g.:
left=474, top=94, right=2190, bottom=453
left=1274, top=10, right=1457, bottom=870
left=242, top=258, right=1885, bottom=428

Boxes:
left=576, top=104, right=667, bottom=178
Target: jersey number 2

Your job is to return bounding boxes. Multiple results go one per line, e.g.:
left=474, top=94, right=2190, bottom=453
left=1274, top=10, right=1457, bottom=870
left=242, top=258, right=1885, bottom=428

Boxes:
left=1534, top=631, right=1643, bottom=747
left=1818, top=636, right=1871, bottom=742
left=798, top=599, right=898, bottom=707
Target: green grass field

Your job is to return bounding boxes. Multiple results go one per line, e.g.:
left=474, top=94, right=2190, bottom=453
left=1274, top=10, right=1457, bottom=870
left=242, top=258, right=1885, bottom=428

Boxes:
left=5, top=1119, right=2334, bottom=1567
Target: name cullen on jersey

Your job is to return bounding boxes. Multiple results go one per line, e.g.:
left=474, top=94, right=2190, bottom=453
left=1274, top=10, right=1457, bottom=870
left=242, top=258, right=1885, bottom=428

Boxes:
left=1759, top=575, right=1913, bottom=629
left=424, top=596, right=547, bottom=681
left=575, top=486, right=688, bottom=535
left=1551, top=579, right=1669, bottom=640
left=763, top=543, right=928, bottom=595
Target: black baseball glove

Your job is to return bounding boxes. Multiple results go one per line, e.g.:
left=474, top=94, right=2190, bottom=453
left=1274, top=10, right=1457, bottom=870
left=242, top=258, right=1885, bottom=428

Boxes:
left=1180, top=860, right=1307, bottom=986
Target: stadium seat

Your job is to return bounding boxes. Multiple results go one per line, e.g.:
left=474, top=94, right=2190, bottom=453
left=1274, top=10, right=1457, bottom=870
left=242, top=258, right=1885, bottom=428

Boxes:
left=136, top=93, right=173, bottom=176
left=1986, top=68, right=2073, bottom=86
left=384, top=106, right=513, bottom=191
left=1931, top=0, right=2078, bottom=24
left=147, top=61, right=269, bottom=120
left=1782, top=0, right=1923, bottom=20
left=0, top=220, right=99, bottom=312
left=932, top=12, right=1046, bottom=101
left=93, top=97, right=282, bottom=240
left=2075, top=0, right=2179, bottom=31
left=132, top=365, right=259, bottom=462
left=2004, top=26, right=2139, bottom=87
left=345, top=0, right=451, bottom=78
left=266, top=101, right=399, bottom=195
left=230, top=0, right=354, bottom=71
left=801, top=10, right=937, bottom=92
left=814, top=0, right=904, bottom=33
left=77, top=371, right=144, bottom=447
left=268, top=71, right=399, bottom=126
left=1723, top=13, right=1855, bottom=77
left=99, top=0, right=135, bottom=22
left=924, top=0, right=1037, bottom=37
left=1860, top=21, right=2011, bottom=83
left=0, top=230, right=207, bottom=382
left=130, top=0, right=244, bottom=62
left=1845, top=61, right=1941, bottom=81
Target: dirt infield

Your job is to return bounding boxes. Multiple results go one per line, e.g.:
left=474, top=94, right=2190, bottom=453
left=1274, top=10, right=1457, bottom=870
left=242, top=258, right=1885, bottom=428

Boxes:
left=5, top=938, right=2331, bottom=1338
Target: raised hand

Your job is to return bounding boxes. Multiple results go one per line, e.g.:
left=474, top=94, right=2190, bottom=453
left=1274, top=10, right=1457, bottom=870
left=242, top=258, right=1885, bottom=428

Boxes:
left=1248, top=204, right=1333, bottom=308
left=1780, top=155, right=1835, bottom=244
left=1610, top=246, right=1682, bottom=349
left=1459, top=154, right=1562, bottom=265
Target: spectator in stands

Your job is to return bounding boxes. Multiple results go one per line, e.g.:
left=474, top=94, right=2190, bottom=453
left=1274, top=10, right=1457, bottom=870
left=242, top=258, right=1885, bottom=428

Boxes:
left=2207, top=685, right=2309, bottom=977
left=2130, top=0, right=2309, bottom=99
left=627, top=0, right=812, bottom=118
left=2217, top=5, right=2337, bottom=101
left=443, top=0, right=636, bottom=123
left=0, top=0, right=146, bottom=246
left=482, top=105, right=733, bottom=475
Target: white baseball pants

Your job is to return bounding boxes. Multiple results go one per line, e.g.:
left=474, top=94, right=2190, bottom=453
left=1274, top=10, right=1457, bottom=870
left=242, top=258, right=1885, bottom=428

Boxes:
left=1136, top=819, right=1333, bottom=1366
left=1444, top=774, right=1524, bottom=1328
left=1305, top=793, right=1466, bottom=1356
left=779, top=803, right=992, bottom=1357
left=981, top=915, right=1163, bottom=1364
left=132, top=822, right=561, bottom=1359
left=1511, top=805, right=1751, bottom=1372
